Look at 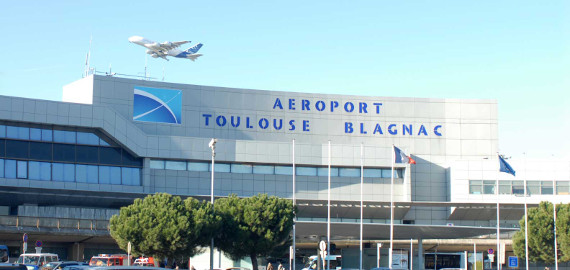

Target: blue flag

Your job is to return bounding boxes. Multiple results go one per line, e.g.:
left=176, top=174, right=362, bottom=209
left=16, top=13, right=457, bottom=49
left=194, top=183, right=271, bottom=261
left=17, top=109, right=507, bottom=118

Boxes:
left=499, top=155, right=515, bottom=176
left=394, top=146, right=416, bottom=164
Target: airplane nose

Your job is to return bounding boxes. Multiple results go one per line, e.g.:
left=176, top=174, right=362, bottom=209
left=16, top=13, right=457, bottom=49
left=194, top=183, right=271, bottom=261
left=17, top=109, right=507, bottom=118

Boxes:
left=128, top=36, right=139, bottom=43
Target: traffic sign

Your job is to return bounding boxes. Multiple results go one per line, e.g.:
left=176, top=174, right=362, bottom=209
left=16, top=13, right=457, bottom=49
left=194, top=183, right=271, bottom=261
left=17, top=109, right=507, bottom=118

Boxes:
left=488, top=248, right=494, bottom=254
left=319, top=240, right=326, bottom=251
left=23, top=233, right=28, bottom=243
left=508, top=256, right=518, bottom=268
left=35, top=240, right=42, bottom=247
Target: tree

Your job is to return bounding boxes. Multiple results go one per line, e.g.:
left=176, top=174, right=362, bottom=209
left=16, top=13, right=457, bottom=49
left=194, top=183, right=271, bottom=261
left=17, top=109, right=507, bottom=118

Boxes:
left=513, top=201, right=570, bottom=263
left=214, top=194, right=295, bottom=270
left=110, top=193, right=217, bottom=266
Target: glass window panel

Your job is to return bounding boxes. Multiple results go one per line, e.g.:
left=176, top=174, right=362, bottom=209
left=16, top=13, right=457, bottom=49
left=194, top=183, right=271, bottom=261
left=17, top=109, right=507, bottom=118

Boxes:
left=122, top=167, right=132, bottom=185
left=76, top=165, right=88, bottom=183
left=5, top=159, right=16, bottom=178
left=0, top=125, right=5, bottom=138
left=53, top=144, right=75, bottom=162
left=0, top=139, right=4, bottom=157
left=86, top=165, right=98, bottom=183
left=165, top=161, right=186, bottom=170
left=28, top=162, right=49, bottom=181
left=99, top=138, right=110, bottom=146
left=41, top=129, right=52, bottom=141
left=339, top=168, right=360, bottom=177
left=6, top=140, right=29, bottom=159
left=77, top=132, right=100, bottom=145
left=53, top=130, right=76, bottom=143
left=150, top=160, right=165, bottom=169
left=52, top=163, right=64, bottom=181
left=275, top=166, right=293, bottom=175
left=29, top=161, right=41, bottom=180
left=16, top=161, right=27, bottom=179
left=231, top=164, right=253, bottom=174
left=99, top=166, right=111, bottom=184
left=381, top=169, right=393, bottom=178
left=499, top=185, right=511, bottom=194
left=483, top=182, right=495, bottom=194
left=7, top=126, right=29, bottom=140
left=39, top=162, right=51, bottom=181
left=99, top=147, right=122, bottom=165
left=527, top=181, right=540, bottom=195
left=541, top=181, right=553, bottom=195
left=110, top=166, right=121, bottom=184
left=122, top=150, right=142, bottom=167
left=30, top=128, right=42, bottom=141
left=297, top=167, right=317, bottom=176
left=0, top=159, right=3, bottom=177
left=63, top=163, right=74, bottom=182
left=363, top=168, right=382, bottom=178
left=76, top=145, right=99, bottom=164
left=211, top=163, right=230, bottom=173
left=395, top=169, right=404, bottom=178
left=188, top=162, right=208, bottom=171
left=317, top=167, right=339, bottom=177
left=557, top=182, right=570, bottom=195
left=469, top=180, right=482, bottom=194
left=132, top=168, right=141, bottom=185
left=29, top=142, right=52, bottom=161
left=512, top=181, right=524, bottom=195
left=253, top=165, right=274, bottom=174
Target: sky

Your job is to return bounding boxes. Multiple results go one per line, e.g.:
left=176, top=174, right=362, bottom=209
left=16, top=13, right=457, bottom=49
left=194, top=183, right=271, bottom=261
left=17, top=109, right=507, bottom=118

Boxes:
left=0, top=1, right=569, bottom=159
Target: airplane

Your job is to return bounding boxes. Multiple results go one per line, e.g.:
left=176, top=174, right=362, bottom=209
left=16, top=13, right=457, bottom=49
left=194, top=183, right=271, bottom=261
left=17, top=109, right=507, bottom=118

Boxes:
left=128, top=36, right=203, bottom=61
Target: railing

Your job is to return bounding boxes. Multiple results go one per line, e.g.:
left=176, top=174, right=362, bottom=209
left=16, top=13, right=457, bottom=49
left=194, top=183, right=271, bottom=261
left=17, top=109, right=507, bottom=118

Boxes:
left=0, top=215, right=110, bottom=231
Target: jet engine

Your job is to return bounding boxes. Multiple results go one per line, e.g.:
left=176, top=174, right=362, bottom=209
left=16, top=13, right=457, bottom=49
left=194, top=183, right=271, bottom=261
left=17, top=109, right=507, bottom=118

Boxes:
left=161, top=41, right=173, bottom=47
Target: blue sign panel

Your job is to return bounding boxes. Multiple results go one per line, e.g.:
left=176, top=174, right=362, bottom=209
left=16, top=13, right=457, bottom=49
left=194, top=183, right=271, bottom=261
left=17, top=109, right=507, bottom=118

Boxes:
left=508, top=256, right=518, bottom=268
left=133, top=86, right=182, bottom=124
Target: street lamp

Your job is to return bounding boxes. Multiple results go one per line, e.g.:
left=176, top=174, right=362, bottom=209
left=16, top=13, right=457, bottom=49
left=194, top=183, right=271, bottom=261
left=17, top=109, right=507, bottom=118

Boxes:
left=209, top=138, right=217, bottom=270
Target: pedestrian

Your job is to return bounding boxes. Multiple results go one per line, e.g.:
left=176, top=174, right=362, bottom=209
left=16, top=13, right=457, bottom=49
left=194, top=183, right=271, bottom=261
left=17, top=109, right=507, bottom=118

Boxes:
left=278, top=262, right=285, bottom=270
left=267, top=262, right=274, bottom=270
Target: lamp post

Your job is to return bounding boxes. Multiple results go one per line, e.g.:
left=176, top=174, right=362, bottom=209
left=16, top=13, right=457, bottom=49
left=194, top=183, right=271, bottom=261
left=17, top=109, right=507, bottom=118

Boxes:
left=209, top=138, right=217, bottom=270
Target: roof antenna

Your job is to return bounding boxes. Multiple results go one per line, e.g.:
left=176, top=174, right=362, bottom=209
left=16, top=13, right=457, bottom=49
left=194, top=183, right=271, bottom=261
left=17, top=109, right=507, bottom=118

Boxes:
left=83, top=35, right=93, bottom=77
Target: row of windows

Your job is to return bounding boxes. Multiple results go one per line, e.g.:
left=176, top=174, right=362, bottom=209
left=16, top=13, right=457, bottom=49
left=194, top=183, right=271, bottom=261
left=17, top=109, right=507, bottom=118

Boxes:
left=468, top=180, right=569, bottom=195
left=0, top=139, right=142, bottom=167
left=150, top=159, right=404, bottom=178
left=0, top=124, right=110, bottom=146
left=0, top=159, right=140, bottom=186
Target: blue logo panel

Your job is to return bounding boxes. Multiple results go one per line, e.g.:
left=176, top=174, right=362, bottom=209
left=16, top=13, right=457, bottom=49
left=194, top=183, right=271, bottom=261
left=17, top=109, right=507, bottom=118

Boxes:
left=133, top=86, right=182, bottom=124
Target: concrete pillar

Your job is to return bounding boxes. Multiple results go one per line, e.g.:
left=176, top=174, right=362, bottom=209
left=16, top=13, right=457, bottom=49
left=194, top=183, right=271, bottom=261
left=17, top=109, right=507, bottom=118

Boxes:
left=70, top=243, right=85, bottom=262
left=417, top=238, right=423, bottom=270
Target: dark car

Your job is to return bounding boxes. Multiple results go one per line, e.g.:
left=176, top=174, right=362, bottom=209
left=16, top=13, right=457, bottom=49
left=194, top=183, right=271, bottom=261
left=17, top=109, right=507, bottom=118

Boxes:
left=0, top=263, right=28, bottom=270
left=42, top=262, right=87, bottom=270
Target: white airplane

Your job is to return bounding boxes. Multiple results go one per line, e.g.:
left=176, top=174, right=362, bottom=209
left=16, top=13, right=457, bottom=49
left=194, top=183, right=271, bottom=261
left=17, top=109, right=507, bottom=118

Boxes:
left=128, top=36, right=203, bottom=61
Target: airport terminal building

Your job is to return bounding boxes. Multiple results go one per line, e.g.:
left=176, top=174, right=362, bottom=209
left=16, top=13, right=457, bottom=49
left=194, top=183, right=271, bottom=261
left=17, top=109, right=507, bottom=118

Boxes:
left=0, top=75, right=568, bottom=269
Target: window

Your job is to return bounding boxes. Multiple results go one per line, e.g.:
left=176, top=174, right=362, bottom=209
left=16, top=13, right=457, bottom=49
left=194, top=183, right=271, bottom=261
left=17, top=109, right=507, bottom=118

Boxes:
left=76, top=164, right=98, bottom=183
left=6, top=140, right=29, bottom=159
left=317, top=167, right=339, bottom=177
left=231, top=164, right=253, bottom=174
left=527, top=181, right=540, bottom=195
left=77, top=132, right=100, bottom=145
left=0, top=159, right=3, bottom=177
left=165, top=161, right=186, bottom=170
left=297, top=167, right=317, bottom=176
left=275, top=166, right=293, bottom=175
left=41, top=129, right=53, bottom=141
left=0, top=139, right=4, bottom=157
left=483, top=180, right=495, bottom=194
left=99, top=166, right=121, bottom=184
left=30, top=128, right=42, bottom=141
left=109, top=166, right=121, bottom=184
left=541, top=181, right=553, bottom=195
left=7, top=126, right=29, bottom=140
left=29, top=161, right=51, bottom=181
left=5, top=160, right=17, bottom=178
left=557, top=182, right=570, bottom=195
left=512, top=181, right=524, bottom=195
left=122, top=167, right=140, bottom=186
left=499, top=181, right=511, bottom=194
left=29, top=142, right=52, bottom=161
left=212, top=163, right=230, bottom=173
left=469, top=180, right=482, bottom=194
left=0, top=125, right=5, bottom=138
left=76, top=145, right=99, bottom=164
left=339, top=168, right=360, bottom=177
left=16, top=161, right=27, bottom=179
left=122, top=151, right=142, bottom=167
left=52, top=163, right=75, bottom=182
left=188, top=162, right=208, bottom=171
left=150, top=160, right=165, bottom=169
left=99, top=147, right=122, bottom=165
left=363, top=168, right=382, bottom=178
left=253, top=165, right=274, bottom=174
left=53, top=144, right=75, bottom=162
left=53, top=130, right=76, bottom=143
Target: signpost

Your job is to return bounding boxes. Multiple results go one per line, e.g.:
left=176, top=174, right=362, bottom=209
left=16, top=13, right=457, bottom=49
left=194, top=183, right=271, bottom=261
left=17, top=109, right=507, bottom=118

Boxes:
left=35, top=240, right=42, bottom=253
left=508, top=256, right=518, bottom=268
left=127, top=242, right=132, bottom=266
left=22, top=233, right=28, bottom=254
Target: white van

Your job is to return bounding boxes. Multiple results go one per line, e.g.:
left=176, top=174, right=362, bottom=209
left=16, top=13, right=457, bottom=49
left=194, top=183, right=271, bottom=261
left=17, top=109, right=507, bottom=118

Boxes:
left=16, top=253, right=59, bottom=270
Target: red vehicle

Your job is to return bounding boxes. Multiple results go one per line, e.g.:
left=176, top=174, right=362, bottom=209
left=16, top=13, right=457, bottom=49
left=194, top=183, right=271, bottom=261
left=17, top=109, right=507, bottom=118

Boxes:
left=89, top=254, right=131, bottom=266
left=133, top=257, right=158, bottom=267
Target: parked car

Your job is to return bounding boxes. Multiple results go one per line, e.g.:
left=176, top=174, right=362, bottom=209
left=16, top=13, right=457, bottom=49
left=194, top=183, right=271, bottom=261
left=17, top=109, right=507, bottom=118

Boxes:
left=16, top=253, right=59, bottom=270
left=89, top=255, right=131, bottom=267
left=0, top=264, right=27, bottom=270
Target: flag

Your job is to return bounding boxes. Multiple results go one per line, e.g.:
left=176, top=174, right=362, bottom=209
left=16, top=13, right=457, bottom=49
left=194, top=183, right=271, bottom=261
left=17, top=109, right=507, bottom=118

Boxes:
left=498, top=155, right=515, bottom=176
left=394, top=146, right=416, bottom=164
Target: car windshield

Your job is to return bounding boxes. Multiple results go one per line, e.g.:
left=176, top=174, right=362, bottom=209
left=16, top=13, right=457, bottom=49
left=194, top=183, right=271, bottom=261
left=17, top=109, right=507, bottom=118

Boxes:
left=17, top=255, right=40, bottom=265
left=43, top=262, right=59, bottom=268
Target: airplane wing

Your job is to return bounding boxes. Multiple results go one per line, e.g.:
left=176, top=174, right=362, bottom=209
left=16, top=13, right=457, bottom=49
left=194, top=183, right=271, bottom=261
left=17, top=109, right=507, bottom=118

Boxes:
left=159, top=41, right=190, bottom=51
left=187, top=54, right=203, bottom=62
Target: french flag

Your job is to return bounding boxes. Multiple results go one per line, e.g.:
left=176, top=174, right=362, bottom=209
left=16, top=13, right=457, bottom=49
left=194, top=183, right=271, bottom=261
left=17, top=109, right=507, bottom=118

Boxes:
left=394, top=146, right=416, bottom=164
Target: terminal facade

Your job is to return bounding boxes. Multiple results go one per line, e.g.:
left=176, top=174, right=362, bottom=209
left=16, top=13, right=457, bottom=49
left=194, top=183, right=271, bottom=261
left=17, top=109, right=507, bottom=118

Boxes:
left=0, top=75, right=568, bottom=269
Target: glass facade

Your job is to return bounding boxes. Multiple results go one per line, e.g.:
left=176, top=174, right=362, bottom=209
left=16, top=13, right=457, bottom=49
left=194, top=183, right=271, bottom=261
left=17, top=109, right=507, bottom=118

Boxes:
left=0, top=123, right=142, bottom=186
left=469, top=180, right=562, bottom=196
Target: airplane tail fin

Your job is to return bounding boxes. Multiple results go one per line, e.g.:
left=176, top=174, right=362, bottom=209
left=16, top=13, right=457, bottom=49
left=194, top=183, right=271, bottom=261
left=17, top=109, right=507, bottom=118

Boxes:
left=184, top=43, right=203, bottom=54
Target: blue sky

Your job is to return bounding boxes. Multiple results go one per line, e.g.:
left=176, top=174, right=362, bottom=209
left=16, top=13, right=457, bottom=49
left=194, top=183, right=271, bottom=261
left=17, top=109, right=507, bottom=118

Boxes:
left=1, top=1, right=568, bottom=158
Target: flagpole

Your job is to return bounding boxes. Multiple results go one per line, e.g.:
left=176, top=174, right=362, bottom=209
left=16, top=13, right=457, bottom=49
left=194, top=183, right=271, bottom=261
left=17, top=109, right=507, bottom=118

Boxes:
left=389, top=145, right=394, bottom=269
left=292, top=139, right=296, bottom=270
left=410, top=238, right=413, bottom=270
left=496, top=154, right=500, bottom=270
left=554, top=201, right=559, bottom=270
left=524, top=152, right=529, bottom=270
left=360, top=143, right=364, bottom=270
left=327, top=140, right=331, bottom=270
left=474, top=242, right=477, bottom=270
